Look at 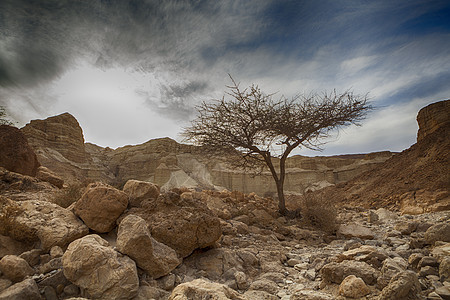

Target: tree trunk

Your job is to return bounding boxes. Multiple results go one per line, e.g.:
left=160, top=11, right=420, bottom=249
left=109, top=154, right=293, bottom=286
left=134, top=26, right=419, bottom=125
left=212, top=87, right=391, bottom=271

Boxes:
left=276, top=180, right=287, bottom=215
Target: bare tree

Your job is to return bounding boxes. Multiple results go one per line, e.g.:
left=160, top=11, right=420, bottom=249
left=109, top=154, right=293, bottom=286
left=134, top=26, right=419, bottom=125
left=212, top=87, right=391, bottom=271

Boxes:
left=182, top=76, right=371, bottom=216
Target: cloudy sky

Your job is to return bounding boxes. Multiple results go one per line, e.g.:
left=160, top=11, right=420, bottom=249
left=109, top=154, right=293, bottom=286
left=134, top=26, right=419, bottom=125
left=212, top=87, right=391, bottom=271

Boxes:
left=1, top=0, right=449, bottom=156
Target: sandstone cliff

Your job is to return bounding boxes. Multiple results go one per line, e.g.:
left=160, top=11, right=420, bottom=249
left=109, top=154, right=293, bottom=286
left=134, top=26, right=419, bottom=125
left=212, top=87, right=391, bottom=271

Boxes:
left=21, top=112, right=392, bottom=195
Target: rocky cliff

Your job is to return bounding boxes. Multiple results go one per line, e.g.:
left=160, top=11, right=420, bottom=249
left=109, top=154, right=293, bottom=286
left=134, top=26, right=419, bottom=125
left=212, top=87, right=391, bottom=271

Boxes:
left=21, top=113, right=392, bottom=195
left=319, top=99, right=450, bottom=214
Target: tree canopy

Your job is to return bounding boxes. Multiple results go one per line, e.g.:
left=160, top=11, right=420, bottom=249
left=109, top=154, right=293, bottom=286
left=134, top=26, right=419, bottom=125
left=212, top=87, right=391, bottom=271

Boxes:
left=183, top=77, right=372, bottom=215
left=0, top=106, right=14, bottom=126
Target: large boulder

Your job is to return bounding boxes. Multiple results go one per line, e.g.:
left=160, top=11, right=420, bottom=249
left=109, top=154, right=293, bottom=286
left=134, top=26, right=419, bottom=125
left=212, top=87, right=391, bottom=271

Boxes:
left=338, top=275, right=371, bottom=298
left=0, top=125, right=40, bottom=177
left=116, top=214, right=181, bottom=278
left=124, top=191, right=222, bottom=258
left=0, top=255, right=34, bottom=283
left=0, top=197, right=88, bottom=251
left=168, top=278, right=245, bottom=300
left=74, top=182, right=128, bottom=233
left=0, top=278, right=41, bottom=300
left=62, top=234, right=139, bottom=300
left=122, top=179, right=160, bottom=207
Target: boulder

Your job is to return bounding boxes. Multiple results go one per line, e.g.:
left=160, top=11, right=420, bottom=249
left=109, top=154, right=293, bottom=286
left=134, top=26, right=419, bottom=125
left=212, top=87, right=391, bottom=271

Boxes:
left=439, top=257, right=450, bottom=281
left=36, top=166, right=64, bottom=188
left=74, top=182, right=128, bottom=233
left=338, top=275, right=371, bottom=298
left=321, top=260, right=380, bottom=285
left=337, top=223, right=375, bottom=240
left=0, top=125, right=40, bottom=177
left=126, top=191, right=222, bottom=258
left=62, top=234, right=139, bottom=300
left=377, top=257, right=408, bottom=289
left=424, top=223, right=450, bottom=244
left=116, top=215, right=181, bottom=278
left=122, top=179, right=160, bottom=207
left=379, top=271, right=421, bottom=300
left=0, top=198, right=88, bottom=251
left=0, top=255, right=34, bottom=283
left=168, top=278, right=245, bottom=300
left=337, top=245, right=389, bottom=268
left=0, top=278, right=41, bottom=300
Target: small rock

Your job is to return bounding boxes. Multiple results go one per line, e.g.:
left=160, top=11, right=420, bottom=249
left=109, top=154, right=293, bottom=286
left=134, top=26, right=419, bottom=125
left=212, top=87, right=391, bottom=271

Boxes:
left=419, top=266, right=439, bottom=277
left=439, top=257, right=450, bottom=281
left=408, top=253, right=424, bottom=269
left=435, top=286, right=450, bottom=300
left=63, top=284, right=79, bottom=296
left=418, top=256, right=439, bottom=268
left=43, top=286, right=58, bottom=300
left=338, top=275, right=371, bottom=298
left=49, top=246, right=64, bottom=258
left=18, top=249, right=41, bottom=267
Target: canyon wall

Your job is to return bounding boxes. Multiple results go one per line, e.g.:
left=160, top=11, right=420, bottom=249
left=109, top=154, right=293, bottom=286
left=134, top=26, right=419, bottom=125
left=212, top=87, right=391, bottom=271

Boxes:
left=21, top=113, right=393, bottom=195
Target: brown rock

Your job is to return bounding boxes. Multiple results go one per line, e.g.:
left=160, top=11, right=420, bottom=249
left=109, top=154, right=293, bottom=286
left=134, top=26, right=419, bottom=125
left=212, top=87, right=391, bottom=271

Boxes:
left=0, top=255, right=34, bottom=283
left=0, top=125, right=39, bottom=176
left=439, top=257, right=450, bottom=281
left=116, top=215, right=181, bottom=278
left=424, top=223, right=450, bottom=244
left=379, top=270, right=421, bottom=300
left=321, top=260, right=380, bottom=285
left=74, top=182, right=128, bottom=233
left=0, top=278, right=41, bottom=300
left=36, top=166, right=64, bottom=188
left=337, top=223, right=375, bottom=240
left=338, top=275, right=371, bottom=298
left=62, top=234, right=139, bottom=300
left=122, top=179, right=160, bottom=207
left=377, top=257, right=408, bottom=289
left=168, top=278, right=246, bottom=300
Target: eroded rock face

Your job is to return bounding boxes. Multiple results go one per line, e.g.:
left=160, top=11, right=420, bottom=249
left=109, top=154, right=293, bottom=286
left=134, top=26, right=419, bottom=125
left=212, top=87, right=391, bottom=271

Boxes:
left=0, top=125, right=40, bottom=177
left=417, top=99, right=450, bottom=141
left=0, top=197, right=88, bottom=251
left=116, top=214, right=181, bottom=279
left=168, top=278, right=245, bottom=300
left=74, top=182, right=128, bottom=233
left=62, top=234, right=139, bottom=300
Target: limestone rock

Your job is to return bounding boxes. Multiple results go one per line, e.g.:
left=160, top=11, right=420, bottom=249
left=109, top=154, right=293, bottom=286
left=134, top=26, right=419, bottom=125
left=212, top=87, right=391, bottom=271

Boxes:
left=0, top=125, right=40, bottom=177
left=116, top=214, right=181, bottom=278
left=62, top=234, right=139, bottom=300
left=36, top=166, right=64, bottom=188
left=0, top=278, right=41, bottom=300
left=321, top=260, right=380, bottom=285
left=424, top=223, right=450, bottom=244
left=0, top=255, right=34, bottom=282
left=0, top=198, right=88, bottom=251
left=337, top=223, right=375, bottom=240
left=122, top=179, right=160, bottom=207
left=338, top=275, right=371, bottom=298
left=439, top=257, right=450, bottom=281
left=168, top=278, right=246, bottom=300
left=431, top=242, right=450, bottom=262
left=74, top=182, right=128, bottom=233
left=379, top=270, right=421, bottom=300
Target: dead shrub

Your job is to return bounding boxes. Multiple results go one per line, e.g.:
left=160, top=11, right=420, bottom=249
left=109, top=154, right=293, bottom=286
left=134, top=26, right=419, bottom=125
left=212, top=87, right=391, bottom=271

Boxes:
left=300, top=192, right=339, bottom=234
left=52, top=184, right=85, bottom=208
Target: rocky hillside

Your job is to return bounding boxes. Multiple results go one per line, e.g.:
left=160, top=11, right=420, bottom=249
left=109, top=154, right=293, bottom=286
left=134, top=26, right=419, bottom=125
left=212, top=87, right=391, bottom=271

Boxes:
left=318, top=99, right=450, bottom=215
left=20, top=113, right=392, bottom=195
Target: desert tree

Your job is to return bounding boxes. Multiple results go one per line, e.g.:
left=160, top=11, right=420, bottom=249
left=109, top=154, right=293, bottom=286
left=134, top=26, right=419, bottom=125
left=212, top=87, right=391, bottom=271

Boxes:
left=182, top=76, right=371, bottom=216
left=0, top=106, right=14, bottom=126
